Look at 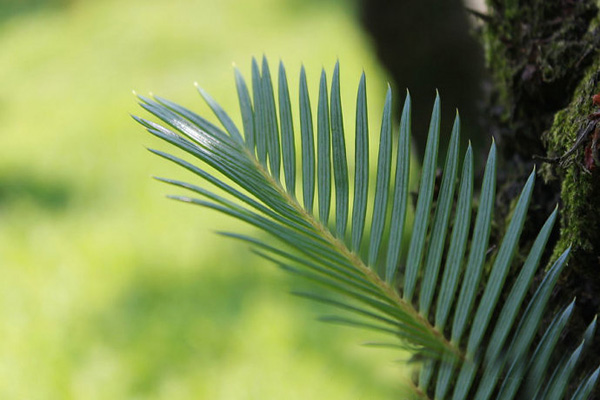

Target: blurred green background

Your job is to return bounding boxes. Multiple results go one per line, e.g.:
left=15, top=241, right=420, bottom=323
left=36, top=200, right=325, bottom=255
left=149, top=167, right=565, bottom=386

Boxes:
left=0, top=0, right=410, bottom=398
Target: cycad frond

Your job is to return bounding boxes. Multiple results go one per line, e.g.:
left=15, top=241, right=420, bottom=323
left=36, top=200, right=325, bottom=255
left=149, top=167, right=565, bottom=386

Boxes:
left=136, top=58, right=599, bottom=399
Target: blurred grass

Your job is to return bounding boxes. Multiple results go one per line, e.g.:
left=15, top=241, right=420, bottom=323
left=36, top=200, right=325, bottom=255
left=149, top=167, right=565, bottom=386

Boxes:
left=0, top=0, right=412, bottom=399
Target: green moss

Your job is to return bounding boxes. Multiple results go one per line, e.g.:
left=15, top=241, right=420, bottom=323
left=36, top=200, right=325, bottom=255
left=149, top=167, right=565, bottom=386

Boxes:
left=542, top=56, right=600, bottom=262
left=482, top=0, right=600, bottom=374
left=483, top=0, right=600, bottom=266
left=483, top=0, right=598, bottom=131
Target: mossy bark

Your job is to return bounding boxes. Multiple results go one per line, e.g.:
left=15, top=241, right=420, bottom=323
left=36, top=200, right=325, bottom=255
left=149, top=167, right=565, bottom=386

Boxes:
left=483, top=0, right=600, bottom=392
left=360, top=0, right=600, bottom=395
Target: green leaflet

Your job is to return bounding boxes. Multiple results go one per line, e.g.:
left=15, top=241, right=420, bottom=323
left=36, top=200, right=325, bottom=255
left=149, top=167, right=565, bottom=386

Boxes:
left=330, top=62, right=349, bottom=239
left=278, top=61, right=297, bottom=198
left=299, top=66, right=315, bottom=212
left=418, top=112, right=460, bottom=316
left=384, top=91, right=411, bottom=283
left=466, top=169, right=536, bottom=355
left=252, top=58, right=267, bottom=165
left=234, top=66, right=255, bottom=150
left=451, top=141, right=496, bottom=344
left=260, top=57, right=281, bottom=181
left=351, top=72, right=369, bottom=252
left=403, top=93, right=440, bottom=302
left=317, top=69, right=332, bottom=225
left=367, top=86, right=393, bottom=267
left=137, top=60, right=599, bottom=400
left=572, top=368, right=600, bottom=400
left=434, top=143, right=472, bottom=331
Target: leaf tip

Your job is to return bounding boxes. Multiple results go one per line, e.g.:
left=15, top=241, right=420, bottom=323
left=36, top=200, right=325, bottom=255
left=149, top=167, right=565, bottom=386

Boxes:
left=261, top=55, right=270, bottom=71
left=358, top=71, right=366, bottom=87
left=385, top=84, right=393, bottom=100
left=490, top=137, right=497, bottom=155
left=402, top=89, right=411, bottom=109
left=319, top=68, right=327, bottom=85
left=526, top=166, right=537, bottom=183
left=563, top=245, right=573, bottom=260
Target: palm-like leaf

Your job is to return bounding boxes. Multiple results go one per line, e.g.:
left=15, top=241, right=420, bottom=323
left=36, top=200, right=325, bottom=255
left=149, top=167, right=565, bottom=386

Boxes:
left=135, top=58, right=598, bottom=399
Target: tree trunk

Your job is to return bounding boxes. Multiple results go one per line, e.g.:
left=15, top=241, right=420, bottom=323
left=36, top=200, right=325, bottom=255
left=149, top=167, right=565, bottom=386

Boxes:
left=360, top=0, right=600, bottom=396
left=482, top=1, right=600, bottom=391
left=359, top=0, right=486, bottom=159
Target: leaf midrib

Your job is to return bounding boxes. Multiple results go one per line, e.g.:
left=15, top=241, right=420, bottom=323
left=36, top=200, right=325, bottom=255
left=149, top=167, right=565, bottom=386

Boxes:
left=243, top=146, right=462, bottom=360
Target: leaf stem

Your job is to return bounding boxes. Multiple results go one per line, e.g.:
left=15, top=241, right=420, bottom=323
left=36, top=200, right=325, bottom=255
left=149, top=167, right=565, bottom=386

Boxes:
left=245, top=148, right=463, bottom=359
